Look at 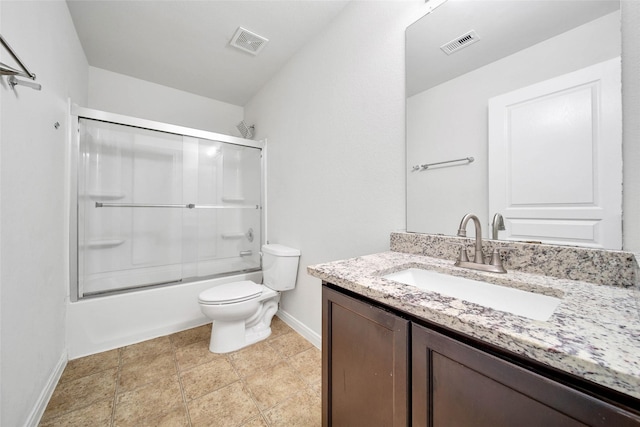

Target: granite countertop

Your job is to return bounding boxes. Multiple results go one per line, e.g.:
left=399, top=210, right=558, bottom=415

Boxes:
left=308, top=250, right=640, bottom=399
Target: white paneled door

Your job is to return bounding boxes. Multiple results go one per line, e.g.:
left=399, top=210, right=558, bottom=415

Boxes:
left=488, top=57, right=622, bottom=249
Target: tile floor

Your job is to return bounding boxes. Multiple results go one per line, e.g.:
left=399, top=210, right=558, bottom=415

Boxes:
left=39, top=317, right=321, bottom=426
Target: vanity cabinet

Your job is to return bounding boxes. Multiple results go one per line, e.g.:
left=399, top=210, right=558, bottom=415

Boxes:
left=322, top=286, right=410, bottom=426
left=323, top=284, right=640, bottom=427
left=412, top=323, right=640, bottom=426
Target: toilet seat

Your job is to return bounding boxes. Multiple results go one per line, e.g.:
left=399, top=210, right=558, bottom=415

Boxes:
left=198, top=281, right=263, bottom=305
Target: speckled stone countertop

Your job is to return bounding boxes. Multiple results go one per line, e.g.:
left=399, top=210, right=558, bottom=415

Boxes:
left=308, top=250, right=640, bottom=399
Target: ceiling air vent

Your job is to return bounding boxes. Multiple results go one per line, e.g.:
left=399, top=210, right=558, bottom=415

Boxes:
left=229, top=27, right=269, bottom=56
left=440, top=30, right=480, bottom=55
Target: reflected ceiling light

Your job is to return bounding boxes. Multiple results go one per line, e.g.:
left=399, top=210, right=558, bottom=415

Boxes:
left=206, top=146, right=221, bottom=158
left=425, top=0, right=448, bottom=15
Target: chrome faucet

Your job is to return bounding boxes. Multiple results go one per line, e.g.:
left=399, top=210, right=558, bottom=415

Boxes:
left=455, top=213, right=508, bottom=274
left=491, top=213, right=505, bottom=240
left=456, top=213, right=485, bottom=265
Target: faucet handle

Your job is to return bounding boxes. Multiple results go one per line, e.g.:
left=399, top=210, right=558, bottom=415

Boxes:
left=452, top=243, right=469, bottom=262
left=489, top=246, right=515, bottom=267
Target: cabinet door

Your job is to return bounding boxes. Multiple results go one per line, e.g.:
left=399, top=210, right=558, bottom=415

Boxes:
left=412, top=323, right=640, bottom=427
left=323, top=286, right=410, bottom=427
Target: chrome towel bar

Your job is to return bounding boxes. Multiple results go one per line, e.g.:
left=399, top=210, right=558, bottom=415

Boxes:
left=1, top=34, right=41, bottom=90
left=95, top=202, right=259, bottom=209
left=412, top=156, right=474, bottom=172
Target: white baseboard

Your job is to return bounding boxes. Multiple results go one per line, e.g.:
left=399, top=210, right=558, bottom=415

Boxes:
left=26, top=351, right=67, bottom=427
left=276, top=309, right=321, bottom=349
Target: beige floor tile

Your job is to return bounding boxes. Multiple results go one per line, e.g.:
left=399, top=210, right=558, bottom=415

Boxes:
left=121, top=335, right=173, bottom=361
left=188, top=381, right=260, bottom=427
left=60, top=349, right=120, bottom=383
left=39, top=397, right=113, bottom=427
left=117, top=404, right=189, bottom=427
left=175, top=339, right=225, bottom=372
left=244, top=361, right=308, bottom=410
left=180, top=357, right=239, bottom=401
left=289, top=346, right=322, bottom=387
left=170, top=323, right=211, bottom=348
left=113, top=375, right=183, bottom=426
left=41, top=369, right=117, bottom=422
left=270, top=316, right=293, bottom=338
left=268, top=331, right=313, bottom=358
left=228, top=340, right=284, bottom=378
left=240, top=415, right=269, bottom=427
left=264, top=389, right=322, bottom=427
left=311, top=381, right=322, bottom=397
left=41, top=324, right=321, bottom=426
left=118, top=352, right=177, bottom=392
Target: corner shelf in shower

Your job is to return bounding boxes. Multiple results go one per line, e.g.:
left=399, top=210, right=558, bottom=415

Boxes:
left=222, top=196, right=245, bottom=203
left=88, top=191, right=126, bottom=200
left=221, top=232, right=246, bottom=240
left=84, top=239, right=126, bottom=249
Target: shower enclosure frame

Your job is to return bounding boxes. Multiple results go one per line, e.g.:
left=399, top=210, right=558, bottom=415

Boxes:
left=68, top=105, right=267, bottom=302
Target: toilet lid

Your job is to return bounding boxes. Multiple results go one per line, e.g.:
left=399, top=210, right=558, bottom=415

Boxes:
left=198, top=281, right=263, bottom=304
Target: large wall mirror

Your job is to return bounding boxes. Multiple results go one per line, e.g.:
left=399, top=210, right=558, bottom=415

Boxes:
left=406, top=0, right=622, bottom=249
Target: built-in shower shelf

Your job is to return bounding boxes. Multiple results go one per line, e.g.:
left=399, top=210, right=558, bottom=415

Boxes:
left=89, top=191, right=126, bottom=200
left=222, top=196, right=245, bottom=203
left=221, top=232, right=246, bottom=240
left=85, top=239, right=126, bottom=249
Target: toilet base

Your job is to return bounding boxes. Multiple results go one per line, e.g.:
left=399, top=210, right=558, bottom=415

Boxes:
left=208, top=293, right=280, bottom=353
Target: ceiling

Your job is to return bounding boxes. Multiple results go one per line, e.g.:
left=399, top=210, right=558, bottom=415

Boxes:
left=66, top=0, right=350, bottom=106
left=406, top=0, right=620, bottom=97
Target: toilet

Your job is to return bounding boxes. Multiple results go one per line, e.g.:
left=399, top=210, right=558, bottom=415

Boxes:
left=198, top=244, right=301, bottom=353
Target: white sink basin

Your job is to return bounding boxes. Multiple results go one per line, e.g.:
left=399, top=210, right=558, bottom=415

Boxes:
left=383, top=268, right=561, bottom=321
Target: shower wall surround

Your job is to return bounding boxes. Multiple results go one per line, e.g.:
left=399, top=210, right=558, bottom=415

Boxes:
left=71, top=107, right=264, bottom=299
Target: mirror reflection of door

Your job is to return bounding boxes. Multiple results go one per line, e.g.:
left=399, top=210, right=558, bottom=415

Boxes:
left=405, top=0, right=622, bottom=247
left=488, top=57, right=622, bottom=249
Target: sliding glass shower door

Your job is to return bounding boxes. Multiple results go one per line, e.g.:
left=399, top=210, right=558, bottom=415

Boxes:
left=76, top=118, right=262, bottom=298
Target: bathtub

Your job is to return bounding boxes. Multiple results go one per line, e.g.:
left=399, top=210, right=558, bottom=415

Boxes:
left=66, top=271, right=262, bottom=359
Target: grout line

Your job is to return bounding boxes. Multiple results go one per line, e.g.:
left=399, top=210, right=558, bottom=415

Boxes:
left=173, top=338, right=194, bottom=427
left=227, top=353, right=272, bottom=426
left=109, top=348, right=123, bottom=427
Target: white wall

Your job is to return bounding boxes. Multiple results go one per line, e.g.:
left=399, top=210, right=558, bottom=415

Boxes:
left=0, top=1, right=88, bottom=426
left=88, top=66, right=243, bottom=135
left=621, top=1, right=640, bottom=252
left=407, top=12, right=621, bottom=236
left=244, top=0, right=426, bottom=339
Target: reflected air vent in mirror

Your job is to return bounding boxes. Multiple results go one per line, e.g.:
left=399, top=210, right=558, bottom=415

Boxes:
left=440, top=30, right=480, bottom=55
left=230, top=27, right=269, bottom=55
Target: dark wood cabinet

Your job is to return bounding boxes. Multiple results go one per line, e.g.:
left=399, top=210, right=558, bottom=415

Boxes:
left=412, top=323, right=640, bottom=427
left=323, top=283, right=640, bottom=427
left=322, top=286, right=410, bottom=426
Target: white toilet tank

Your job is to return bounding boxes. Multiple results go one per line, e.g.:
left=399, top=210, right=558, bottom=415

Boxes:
left=262, top=244, right=300, bottom=291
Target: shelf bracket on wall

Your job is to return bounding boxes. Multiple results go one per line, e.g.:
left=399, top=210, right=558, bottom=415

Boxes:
left=0, top=34, right=42, bottom=91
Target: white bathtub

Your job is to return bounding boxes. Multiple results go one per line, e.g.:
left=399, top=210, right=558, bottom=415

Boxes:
left=66, top=271, right=262, bottom=359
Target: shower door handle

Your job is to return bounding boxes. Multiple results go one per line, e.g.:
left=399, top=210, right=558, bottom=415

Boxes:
left=240, top=250, right=253, bottom=257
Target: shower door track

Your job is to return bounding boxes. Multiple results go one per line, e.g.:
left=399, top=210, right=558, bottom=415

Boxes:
left=80, top=267, right=263, bottom=299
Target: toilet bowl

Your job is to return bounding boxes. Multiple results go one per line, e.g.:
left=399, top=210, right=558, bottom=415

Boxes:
left=198, top=244, right=300, bottom=353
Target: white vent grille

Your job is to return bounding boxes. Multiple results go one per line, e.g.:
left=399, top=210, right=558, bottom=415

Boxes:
left=440, top=30, right=480, bottom=55
left=230, top=27, right=268, bottom=55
